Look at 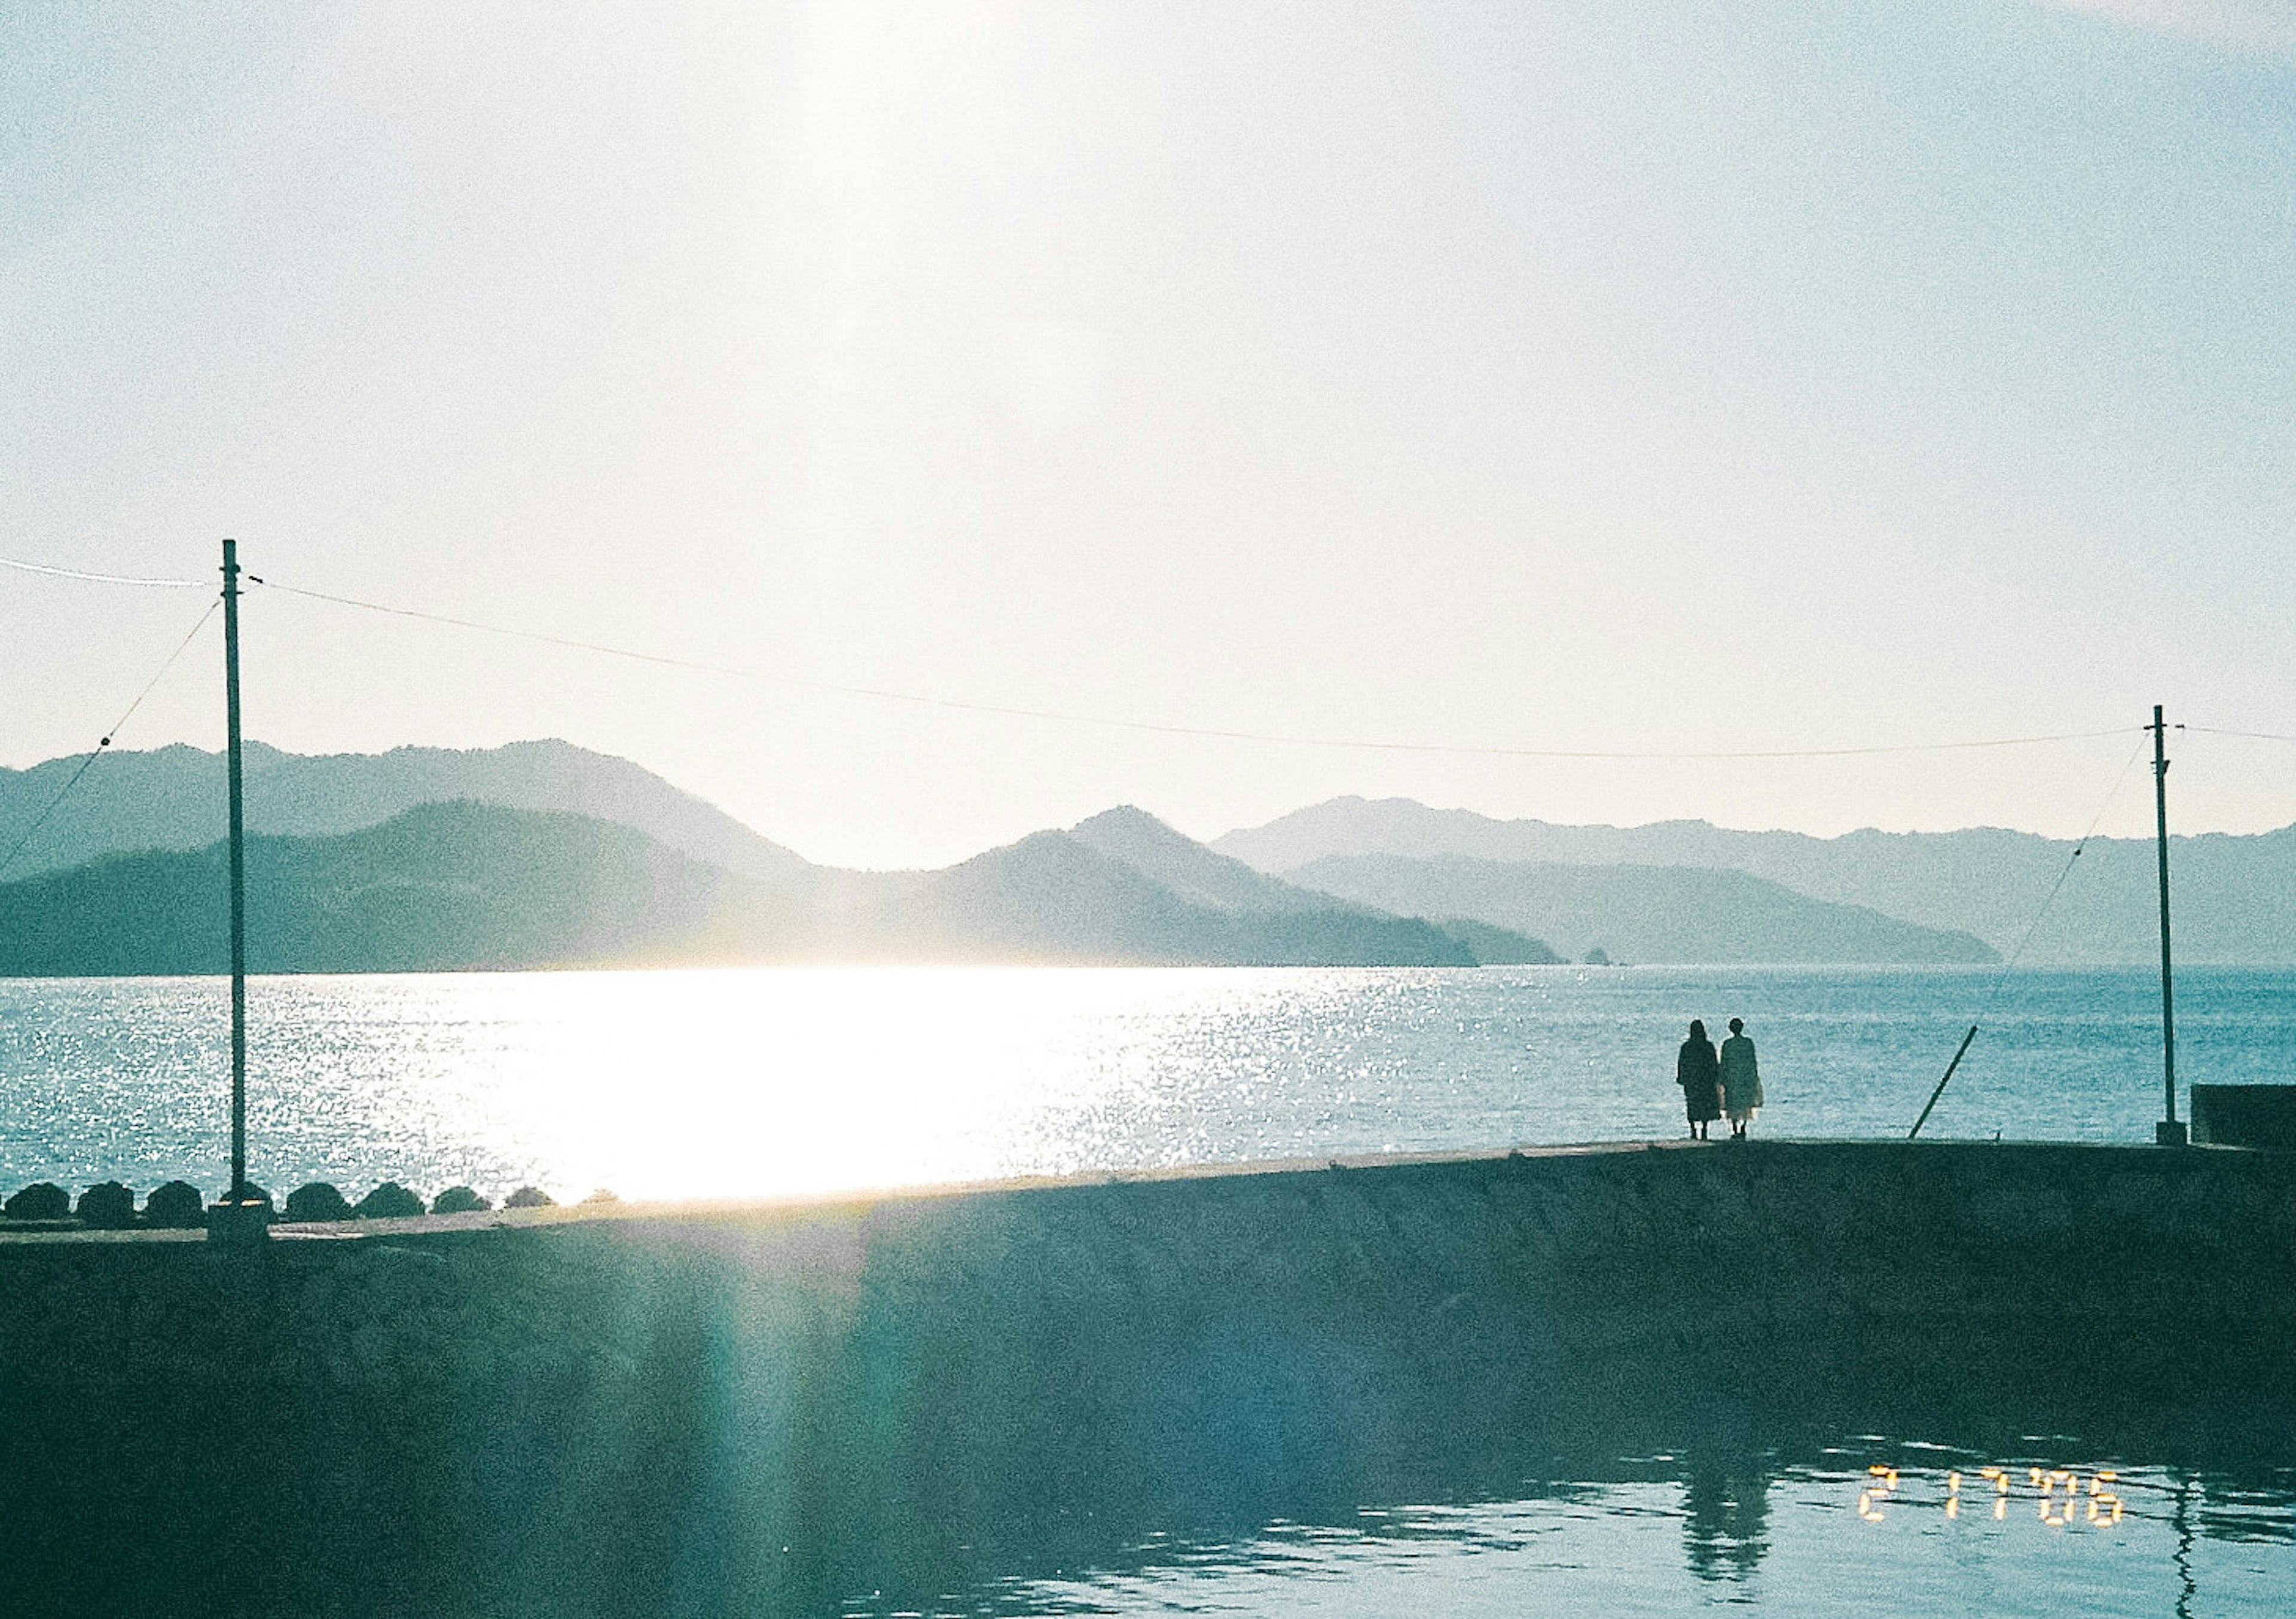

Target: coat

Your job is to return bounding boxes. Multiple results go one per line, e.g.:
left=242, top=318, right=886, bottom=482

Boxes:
left=1677, top=1037, right=1721, bottom=1123
left=1719, top=1034, right=1763, bottom=1116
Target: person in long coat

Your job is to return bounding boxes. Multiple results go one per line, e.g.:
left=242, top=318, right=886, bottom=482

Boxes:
left=1719, top=1016, right=1763, bottom=1138
left=1677, top=1019, right=1721, bottom=1140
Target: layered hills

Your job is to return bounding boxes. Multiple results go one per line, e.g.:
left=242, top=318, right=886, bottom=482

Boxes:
left=1287, top=854, right=1996, bottom=965
left=0, top=798, right=1544, bottom=973
left=0, top=739, right=808, bottom=884
left=0, top=802, right=803, bottom=975
left=1216, top=796, right=2296, bottom=965
left=16, top=743, right=2281, bottom=970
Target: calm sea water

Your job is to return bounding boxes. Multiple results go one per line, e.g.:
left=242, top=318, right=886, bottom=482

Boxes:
left=2, top=963, right=2291, bottom=1615
left=935, top=1455, right=2296, bottom=1618
left=0, top=963, right=2289, bottom=1202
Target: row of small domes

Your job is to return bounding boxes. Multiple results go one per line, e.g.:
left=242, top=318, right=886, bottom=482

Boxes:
left=0, top=1178, right=597, bottom=1227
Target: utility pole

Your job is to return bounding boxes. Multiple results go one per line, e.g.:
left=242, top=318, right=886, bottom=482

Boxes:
left=212, top=539, right=267, bottom=1242
left=225, top=538, right=247, bottom=1196
left=2153, top=704, right=2185, bottom=1147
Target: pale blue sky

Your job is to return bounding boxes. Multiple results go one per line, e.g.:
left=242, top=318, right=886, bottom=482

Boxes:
left=4, top=0, right=2294, bottom=866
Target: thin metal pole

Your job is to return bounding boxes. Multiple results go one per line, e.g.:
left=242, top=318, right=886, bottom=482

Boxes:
left=2154, top=704, right=2184, bottom=1146
left=1909, top=1023, right=1979, bottom=1140
left=223, top=539, right=247, bottom=1198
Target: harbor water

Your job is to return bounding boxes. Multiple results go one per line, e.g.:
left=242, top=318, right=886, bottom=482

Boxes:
left=0, top=963, right=2290, bottom=1616
left=1, top=964, right=2291, bottom=1202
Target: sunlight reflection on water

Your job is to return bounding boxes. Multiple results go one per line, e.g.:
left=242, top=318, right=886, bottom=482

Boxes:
left=0, top=964, right=2290, bottom=1200
left=1, top=969, right=2292, bottom=1614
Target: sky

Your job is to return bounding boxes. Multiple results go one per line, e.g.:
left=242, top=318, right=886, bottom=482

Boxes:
left=4, top=0, right=2295, bottom=869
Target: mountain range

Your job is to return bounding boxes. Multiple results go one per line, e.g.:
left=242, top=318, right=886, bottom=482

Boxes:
left=5, top=743, right=2285, bottom=970
left=1213, top=796, right=2296, bottom=964
left=1285, top=854, right=1995, bottom=965
left=0, top=739, right=808, bottom=884
left=0, top=801, right=802, bottom=975
left=0, top=778, right=1540, bottom=972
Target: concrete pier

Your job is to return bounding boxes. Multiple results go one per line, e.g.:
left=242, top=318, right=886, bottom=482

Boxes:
left=0, top=1140, right=2289, bottom=1615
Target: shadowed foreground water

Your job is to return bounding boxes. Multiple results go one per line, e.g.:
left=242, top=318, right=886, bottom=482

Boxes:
left=952, top=1447, right=2295, bottom=1619
left=0, top=1144, right=2286, bottom=1618
left=3, top=1266, right=2285, bottom=1618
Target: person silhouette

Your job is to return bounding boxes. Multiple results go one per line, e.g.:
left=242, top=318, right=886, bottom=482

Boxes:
left=1719, top=1017, right=1763, bottom=1139
left=1677, top=1019, right=1721, bottom=1141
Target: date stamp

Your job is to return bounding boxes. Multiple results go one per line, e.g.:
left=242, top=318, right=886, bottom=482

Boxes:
left=1857, top=1465, right=2123, bottom=1526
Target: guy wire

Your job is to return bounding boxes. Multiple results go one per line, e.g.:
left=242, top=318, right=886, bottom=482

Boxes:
left=1907, top=731, right=2152, bottom=1138
left=0, top=595, right=222, bottom=882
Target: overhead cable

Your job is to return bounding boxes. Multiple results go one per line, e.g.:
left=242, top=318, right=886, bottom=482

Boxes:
left=0, top=546, right=2160, bottom=760
left=255, top=577, right=2139, bottom=762
left=0, top=553, right=209, bottom=589
left=2186, top=725, right=2296, bottom=746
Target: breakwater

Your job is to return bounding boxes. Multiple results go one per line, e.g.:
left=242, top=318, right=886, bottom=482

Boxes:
left=0, top=1140, right=2289, bottom=1616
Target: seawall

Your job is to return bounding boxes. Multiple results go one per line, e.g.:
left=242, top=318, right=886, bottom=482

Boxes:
left=0, top=1139, right=2289, bottom=1615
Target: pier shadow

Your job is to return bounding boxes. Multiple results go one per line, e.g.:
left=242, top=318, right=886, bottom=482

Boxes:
left=0, top=1248, right=2283, bottom=1617
left=0, top=1145, right=2286, bottom=1615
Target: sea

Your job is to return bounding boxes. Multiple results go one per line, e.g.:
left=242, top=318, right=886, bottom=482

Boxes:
left=1, top=962, right=2290, bottom=1615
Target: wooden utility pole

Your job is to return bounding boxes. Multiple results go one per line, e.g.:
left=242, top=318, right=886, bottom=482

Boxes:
left=212, top=539, right=266, bottom=1241
left=2153, top=704, right=2185, bottom=1147
left=224, top=539, right=247, bottom=1195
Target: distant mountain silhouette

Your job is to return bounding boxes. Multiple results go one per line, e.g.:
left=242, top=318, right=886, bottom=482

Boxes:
left=1061, top=807, right=1551, bottom=966
left=1216, top=796, right=2296, bottom=964
left=0, top=740, right=811, bottom=885
left=0, top=801, right=1551, bottom=972
left=0, top=801, right=808, bottom=975
left=1288, top=854, right=1998, bottom=966
left=1067, top=805, right=1344, bottom=913
left=825, top=826, right=1488, bottom=966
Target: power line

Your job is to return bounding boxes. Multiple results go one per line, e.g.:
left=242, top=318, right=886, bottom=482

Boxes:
left=2185, top=725, right=2296, bottom=746
left=0, top=595, right=221, bottom=882
left=254, top=576, right=2141, bottom=762
left=0, top=554, right=209, bottom=589
left=0, top=546, right=2167, bottom=761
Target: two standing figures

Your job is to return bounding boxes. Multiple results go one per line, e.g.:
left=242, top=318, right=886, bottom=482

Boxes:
left=1677, top=1017, right=1763, bottom=1141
